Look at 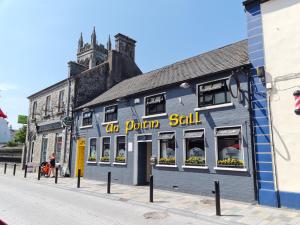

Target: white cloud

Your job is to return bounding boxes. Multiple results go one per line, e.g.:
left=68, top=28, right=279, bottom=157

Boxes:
left=0, top=83, right=18, bottom=91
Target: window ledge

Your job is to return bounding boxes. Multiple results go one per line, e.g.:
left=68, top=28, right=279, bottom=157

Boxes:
left=142, top=113, right=167, bottom=119
left=101, top=121, right=119, bottom=126
left=98, top=161, right=111, bottom=165
left=86, top=161, right=97, bottom=164
left=80, top=125, right=93, bottom=129
left=214, top=167, right=247, bottom=172
left=113, top=162, right=127, bottom=166
left=182, top=165, right=208, bottom=169
left=156, top=164, right=178, bottom=168
left=194, top=102, right=233, bottom=111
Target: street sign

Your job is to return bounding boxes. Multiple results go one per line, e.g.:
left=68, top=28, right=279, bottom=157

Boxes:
left=18, top=115, right=28, bottom=124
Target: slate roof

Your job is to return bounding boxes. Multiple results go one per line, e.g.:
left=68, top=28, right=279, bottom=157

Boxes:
left=78, top=39, right=250, bottom=109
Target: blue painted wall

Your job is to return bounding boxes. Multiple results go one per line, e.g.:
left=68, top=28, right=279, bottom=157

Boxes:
left=71, top=71, right=257, bottom=203
left=244, top=1, right=278, bottom=207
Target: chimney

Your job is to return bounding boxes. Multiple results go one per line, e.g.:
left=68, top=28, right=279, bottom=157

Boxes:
left=114, top=33, right=136, bottom=61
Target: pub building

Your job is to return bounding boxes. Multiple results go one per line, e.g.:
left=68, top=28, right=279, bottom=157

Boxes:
left=71, top=40, right=257, bottom=202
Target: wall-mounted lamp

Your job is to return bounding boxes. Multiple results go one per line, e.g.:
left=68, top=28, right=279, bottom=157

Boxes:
left=180, top=82, right=190, bottom=89
left=82, top=107, right=90, bottom=112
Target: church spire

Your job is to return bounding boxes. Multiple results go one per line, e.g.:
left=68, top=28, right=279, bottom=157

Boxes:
left=107, top=35, right=112, bottom=51
left=91, top=26, right=97, bottom=47
left=78, top=32, right=83, bottom=52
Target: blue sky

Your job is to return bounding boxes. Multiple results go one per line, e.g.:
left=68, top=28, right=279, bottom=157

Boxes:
left=0, top=0, right=246, bottom=129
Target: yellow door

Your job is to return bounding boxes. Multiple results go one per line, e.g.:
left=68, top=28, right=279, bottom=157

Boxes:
left=75, top=138, right=85, bottom=177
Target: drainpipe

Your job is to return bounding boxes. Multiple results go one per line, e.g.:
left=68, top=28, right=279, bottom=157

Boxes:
left=63, top=78, right=71, bottom=163
left=247, top=69, right=258, bottom=201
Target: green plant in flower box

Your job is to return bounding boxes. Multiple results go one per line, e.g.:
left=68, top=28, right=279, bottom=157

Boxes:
left=100, top=156, right=109, bottom=162
left=185, top=156, right=205, bottom=166
left=217, top=158, right=244, bottom=167
left=159, top=157, right=175, bottom=165
left=115, top=156, right=126, bottom=163
left=88, top=156, right=96, bottom=161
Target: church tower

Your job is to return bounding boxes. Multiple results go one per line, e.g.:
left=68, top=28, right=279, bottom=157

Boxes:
left=76, top=27, right=108, bottom=68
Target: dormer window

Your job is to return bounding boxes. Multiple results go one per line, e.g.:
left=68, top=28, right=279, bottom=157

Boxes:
left=145, top=93, right=166, bottom=116
left=82, top=111, right=93, bottom=127
left=104, top=105, right=118, bottom=122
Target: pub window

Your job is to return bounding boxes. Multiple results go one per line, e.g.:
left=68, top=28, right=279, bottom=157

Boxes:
left=88, top=138, right=97, bottom=161
left=184, top=130, right=205, bottom=166
left=216, top=127, right=244, bottom=168
left=45, top=95, right=51, bottom=116
left=145, top=93, right=166, bottom=116
left=58, top=90, right=65, bottom=113
left=104, top=105, right=118, bottom=122
left=82, top=112, right=93, bottom=127
left=115, top=136, right=126, bottom=163
left=100, top=137, right=110, bottom=162
left=32, top=101, right=37, bottom=119
left=54, top=133, right=63, bottom=163
left=158, top=132, right=176, bottom=165
left=198, top=79, right=231, bottom=107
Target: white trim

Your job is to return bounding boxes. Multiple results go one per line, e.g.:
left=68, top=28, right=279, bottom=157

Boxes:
left=194, top=102, right=233, bottom=111
left=100, top=136, right=111, bottom=162
left=88, top=137, right=98, bottom=161
left=103, top=104, right=118, bottom=124
left=79, top=125, right=93, bottom=129
left=136, top=133, right=153, bottom=143
left=98, top=162, right=111, bottom=165
left=142, top=113, right=167, bottom=119
left=156, top=164, right=178, bottom=168
left=182, top=128, right=206, bottom=168
left=214, top=125, right=246, bottom=169
left=114, top=135, right=127, bottom=163
left=113, top=162, right=127, bottom=166
left=101, top=121, right=119, bottom=126
left=143, top=92, right=166, bottom=118
left=182, top=166, right=209, bottom=169
left=86, top=161, right=97, bottom=164
left=214, top=167, right=248, bottom=172
left=157, top=130, right=177, bottom=166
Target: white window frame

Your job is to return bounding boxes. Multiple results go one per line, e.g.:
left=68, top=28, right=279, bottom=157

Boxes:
left=113, top=135, right=127, bottom=166
left=102, top=104, right=118, bottom=125
left=194, top=77, right=233, bottom=111
left=142, top=92, right=167, bottom=119
left=54, top=133, right=63, bottom=163
left=87, top=137, right=97, bottom=163
left=182, top=128, right=208, bottom=169
left=99, top=136, right=111, bottom=165
left=213, top=125, right=247, bottom=172
left=81, top=111, right=93, bottom=129
left=156, top=131, right=178, bottom=168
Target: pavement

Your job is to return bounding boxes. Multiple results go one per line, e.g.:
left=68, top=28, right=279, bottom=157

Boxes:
left=1, top=164, right=300, bottom=225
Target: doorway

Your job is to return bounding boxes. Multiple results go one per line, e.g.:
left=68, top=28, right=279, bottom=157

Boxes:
left=137, top=142, right=152, bottom=185
left=75, top=138, right=85, bottom=177
left=41, top=136, right=48, bottom=163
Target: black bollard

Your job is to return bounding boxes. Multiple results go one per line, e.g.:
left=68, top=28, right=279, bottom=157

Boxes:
left=24, top=165, right=28, bottom=178
left=214, top=181, right=221, bottom=216
left=150, top=175, right=154, bottom=202
left=13, top=164, right=16, bottom=176
left=55, top=167, right=58, bottom=184
left=4, top=163, right=7, bottom=174
left=77, top=169, right=81, bottom=188
left=107, top=172, right=111, bottom=194
left=38, top=166, right=41, bottom=180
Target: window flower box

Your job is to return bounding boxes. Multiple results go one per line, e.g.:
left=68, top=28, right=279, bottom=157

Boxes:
left=185, top=156, right=205, bottom=166
left=159, top=157, right=175, bottom=165
left=88, top=156, right=96, bottom=162
left=217, top=158, right=244, bottom=168
left=100, top=156, right=110, bottom=162
left=115, top=156, right=126, bottom=163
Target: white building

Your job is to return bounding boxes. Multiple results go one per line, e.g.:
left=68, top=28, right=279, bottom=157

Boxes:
left=261, top=0, right=300, bottom=209
left=0, top=118, right=11, bottom=144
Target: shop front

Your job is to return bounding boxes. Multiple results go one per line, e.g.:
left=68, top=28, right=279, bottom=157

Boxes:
left=71, top=40, right=256, bottom=202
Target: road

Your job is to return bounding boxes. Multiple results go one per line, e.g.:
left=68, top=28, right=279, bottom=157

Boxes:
left=0, top=175, right=221, bottom=225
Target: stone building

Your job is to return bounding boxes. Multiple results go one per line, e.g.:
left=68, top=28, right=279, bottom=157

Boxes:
left=26, top=28, right=141, bottom=173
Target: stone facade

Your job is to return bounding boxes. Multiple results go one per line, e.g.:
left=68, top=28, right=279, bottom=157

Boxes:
left=26, top=29, right=141, bottom=172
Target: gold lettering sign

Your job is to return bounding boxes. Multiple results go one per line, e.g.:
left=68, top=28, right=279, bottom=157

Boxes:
left=105, top=112, right=201, bottom=134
